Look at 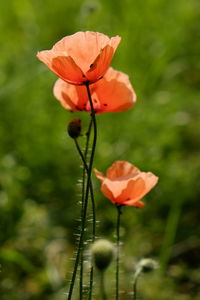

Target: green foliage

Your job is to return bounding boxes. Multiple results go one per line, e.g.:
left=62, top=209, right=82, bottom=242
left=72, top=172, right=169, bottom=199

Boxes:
left=0, top=0, right=200, bottom=299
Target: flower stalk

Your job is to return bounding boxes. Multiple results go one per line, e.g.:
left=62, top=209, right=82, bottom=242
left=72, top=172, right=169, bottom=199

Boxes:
left=73, top=135, right=96, bottom=298
left=79, top=119, right=92, bottom=298
left=100, top=272, right=107, bottom=300
left=67, top=84, right=97, bottom=299
left=132, top=267, right=141, bottom=300
left=85, top=82, right=97, bottom=300
left=116, top=205, right=122, bottom=300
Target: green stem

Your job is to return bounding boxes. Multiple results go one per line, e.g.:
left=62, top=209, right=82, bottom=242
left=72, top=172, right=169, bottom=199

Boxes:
left=100, top=272, right=107, bottom=300
left=133, top=268, right=141, bottom=300
left=74, top=138, right=96, bottom=243
left=116, top=205, right=122, bottom=300
left=79, top=251, right=84, bottom=300
left=85, top=119, right=93, bottom=156
left=85, top=82, right=97, bottom=300
left=67, top=184, right=84, bottom=299
left=85, top=118, right=96, bottom=243
left=74, top=130, right=96, bottom=299
left=67, top=85, right=97, bottom=299
left=79, top=119, right=93, bottom=299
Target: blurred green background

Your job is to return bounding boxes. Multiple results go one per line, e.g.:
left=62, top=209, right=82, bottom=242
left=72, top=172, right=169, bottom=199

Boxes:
left=0, top=0, right=200, bottom=299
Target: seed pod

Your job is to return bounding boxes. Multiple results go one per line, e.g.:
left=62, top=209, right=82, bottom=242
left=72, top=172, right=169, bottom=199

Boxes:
left=137, top=258, right=158, bottom=273
left=91, top=239, right=114, bottom=272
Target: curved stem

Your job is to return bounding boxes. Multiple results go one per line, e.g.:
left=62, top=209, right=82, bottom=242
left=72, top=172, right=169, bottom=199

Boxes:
left=74, top=139, right=89, bottom=175
left=79, top=119, right=93, bottom=299
left=68, top=122, right=96, bottom=300
left=74, top=139, right=96, bottom=227
left=133, top=268, right=141, bottom=300
left=84, top=121, right=94, bottom=240
left=85, top=82, right=97, bottom=300
left=67, top=83, right=97, bottom=300
left=116, top=205, right=122, bottom=300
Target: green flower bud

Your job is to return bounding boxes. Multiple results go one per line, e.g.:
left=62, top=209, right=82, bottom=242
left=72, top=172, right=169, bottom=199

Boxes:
left=137, top=258, right=158, bottom=273
left=67, top=118, right=82, bottom=138
left=91, top=239, right=114, bottom=272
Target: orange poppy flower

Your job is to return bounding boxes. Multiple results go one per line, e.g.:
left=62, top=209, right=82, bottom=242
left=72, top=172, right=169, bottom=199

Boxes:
left=53, top=67, right=136, bottom=113
left=36, top=31, right=121, bottom=85
left=94, top=161, right=158, bottom=207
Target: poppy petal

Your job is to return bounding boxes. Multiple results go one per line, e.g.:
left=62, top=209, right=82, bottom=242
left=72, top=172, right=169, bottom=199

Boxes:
left=101, top=182, right=115, bottom=204
left=37, top=32, right=121, bottom=85
left=106, top=161, right=140, bottom=180
left=52, top=56, right=85, bottom=85
left=102, top=178, right=129, bottom=199
left=94, top=161, right=158, bottom=207
left=86, top=45, right=115, bottom=83
left=37, top=50, right=85, bottom=85
left=93, top=169, right=105, bottom=181
left=121, top=172, right=158, bottom=205
left=52, top=32, right=120, bottom=74
left=140, top=172, right=159, bottom=194
left=53, top=79, right=87, bottom=111
left=118, top=177, right=146, bottom=204
left=93, top=68, right=136, bottom=113
left=124, top=200, right=145, bottom=208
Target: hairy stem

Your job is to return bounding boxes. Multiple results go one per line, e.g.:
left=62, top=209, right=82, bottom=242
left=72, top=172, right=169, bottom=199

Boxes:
left=116, top=205, right=122, bottom=300
left=67, top=98, right=97, bottom=300
left=79, top=119, right=93, bottom=299
left=85, top=82, right=97, bottom=300
left=67, top=83, right=97, bottom=300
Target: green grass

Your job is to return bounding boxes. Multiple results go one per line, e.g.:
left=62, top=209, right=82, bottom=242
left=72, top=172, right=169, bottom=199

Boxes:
left=0, top=0, right=200, bottom=299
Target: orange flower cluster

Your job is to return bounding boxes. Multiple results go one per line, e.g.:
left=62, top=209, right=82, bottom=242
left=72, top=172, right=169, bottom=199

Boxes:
left=37, top=31, right=158, bottom=206
left=37, top=31, right=136, bottom=114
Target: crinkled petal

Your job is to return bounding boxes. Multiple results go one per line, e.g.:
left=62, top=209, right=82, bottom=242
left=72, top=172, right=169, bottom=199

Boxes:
left=93, top=169, right=105, bottom=181
left=106, top=161, right=140, bottom=180
left=92, top=67, right=136, bottom=113
left=120, top=172, right=159, bottom=206
left=117, top=177, right=146, bottom=205
left=86, top=45, right=116, bottom=83
left=101, top=182, right=115, bottom=204
left=52, top=32, right=120, bottom=74
left=36, top=50, right=53, bottom=67
left=124, top=199, right=145, bottom=208
left=53, top=79, right=87, bottom=111
left=101, top=178, right=129, bottom=199
left=37, top=50, right=85, bottom=85
left=94, top=161, right=158, bottom=207
left=140, top=172, right=159, bottom=195
left=53, top=79, right=78, bottom=111
left=37, top=32, right=121, bottom=84
left=51, top=56, right=85, bottom=84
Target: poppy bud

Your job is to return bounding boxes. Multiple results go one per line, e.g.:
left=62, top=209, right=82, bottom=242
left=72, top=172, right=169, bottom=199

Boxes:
left=137, top=258, right=158, bottom=273
left=67, top=118, right=82, bottom=138
left=91, top=239, right=114, bottom=272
